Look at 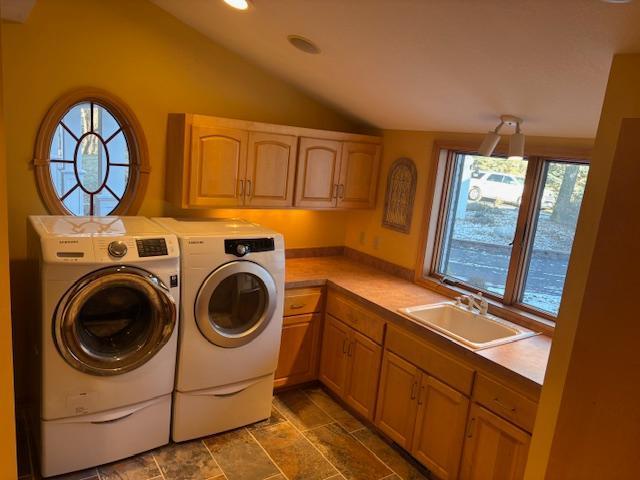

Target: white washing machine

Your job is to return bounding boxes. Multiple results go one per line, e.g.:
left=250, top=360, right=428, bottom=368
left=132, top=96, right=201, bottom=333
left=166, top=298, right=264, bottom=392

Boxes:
left=152, top=217, right=284, bottom=441
left=28, top=216, right=181, bottom=477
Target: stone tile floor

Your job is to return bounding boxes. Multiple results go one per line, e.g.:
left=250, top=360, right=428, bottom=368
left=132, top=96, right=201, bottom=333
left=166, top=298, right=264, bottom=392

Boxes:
left=18, top=385, right=431, bottom=480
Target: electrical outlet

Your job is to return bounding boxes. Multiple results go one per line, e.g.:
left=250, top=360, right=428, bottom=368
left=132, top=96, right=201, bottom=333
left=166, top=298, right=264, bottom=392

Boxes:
left=359, top=231, right=366, bottom=245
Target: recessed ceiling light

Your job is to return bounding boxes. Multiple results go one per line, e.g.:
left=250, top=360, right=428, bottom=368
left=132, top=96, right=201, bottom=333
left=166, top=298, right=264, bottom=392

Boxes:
left=223, top=0, right=250, bottom=10
left=287, top=35, right=321, bottom=54
left=601, top=0, right=632, bottom=3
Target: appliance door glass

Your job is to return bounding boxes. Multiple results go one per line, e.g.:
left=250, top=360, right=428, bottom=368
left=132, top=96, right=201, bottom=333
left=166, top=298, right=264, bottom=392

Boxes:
left=195, top=261, right=276, bottom=348
left=54, top=266, right=176, bottom=376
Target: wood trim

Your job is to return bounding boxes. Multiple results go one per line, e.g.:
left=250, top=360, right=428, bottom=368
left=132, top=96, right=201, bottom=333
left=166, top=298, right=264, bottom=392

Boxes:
left=190, top=113, right=381, bottom=144
left=33, top=87, right=149, bottom=215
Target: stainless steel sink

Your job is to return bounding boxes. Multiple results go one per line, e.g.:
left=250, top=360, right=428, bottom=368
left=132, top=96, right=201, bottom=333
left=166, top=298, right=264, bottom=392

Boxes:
left=398, top=302, right=537, bottom=350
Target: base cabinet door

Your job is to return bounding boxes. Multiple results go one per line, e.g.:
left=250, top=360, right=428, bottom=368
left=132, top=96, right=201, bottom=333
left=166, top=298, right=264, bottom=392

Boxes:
left=343, top=330, right=382, bottom=420
left=374, top=351, right=421, bottom=449
left=319, top=315, right=351, bottom=396
left=411, top=376, right=470, bottom=480
left=275, top=313, right=321, bottom=388
left=460, top=404, right=531, bottom=480
left=189, top=125, right=247, bottom=207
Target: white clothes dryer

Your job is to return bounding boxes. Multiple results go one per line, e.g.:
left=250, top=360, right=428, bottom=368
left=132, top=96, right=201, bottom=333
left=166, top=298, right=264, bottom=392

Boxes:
left=28, top=216, right=180, bottom=477
left=152, top=218, right=284, bottom=441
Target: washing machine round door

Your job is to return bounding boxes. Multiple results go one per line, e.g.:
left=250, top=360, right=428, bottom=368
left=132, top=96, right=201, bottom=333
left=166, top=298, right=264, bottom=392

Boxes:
left=54, top=266, right=177, bottom=376
left=195, top=261, right=277, bottom=348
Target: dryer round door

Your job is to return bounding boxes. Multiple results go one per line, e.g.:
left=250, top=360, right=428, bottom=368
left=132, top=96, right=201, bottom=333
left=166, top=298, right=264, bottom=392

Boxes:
left=54, top=266, right=177, bottom=376
left=195, top=261, right=277, bottom=348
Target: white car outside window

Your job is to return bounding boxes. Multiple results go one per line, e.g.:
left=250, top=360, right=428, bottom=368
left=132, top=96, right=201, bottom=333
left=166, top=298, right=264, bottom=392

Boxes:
left=469, top=172, right=524, bottom=205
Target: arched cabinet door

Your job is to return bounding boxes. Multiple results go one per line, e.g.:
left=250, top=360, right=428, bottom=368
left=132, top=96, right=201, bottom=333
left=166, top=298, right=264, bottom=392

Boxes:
left=188, top=125, right=247, bottom=207
left=337, top=142, right=381, bottom=209
left=295, top=137, right=342, bottom=208
left=245, top=132, right=297, bottom=208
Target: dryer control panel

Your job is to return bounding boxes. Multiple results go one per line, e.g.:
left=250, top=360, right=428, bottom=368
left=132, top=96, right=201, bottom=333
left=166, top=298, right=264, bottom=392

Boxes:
left=225, top=238, right=275, bottom=257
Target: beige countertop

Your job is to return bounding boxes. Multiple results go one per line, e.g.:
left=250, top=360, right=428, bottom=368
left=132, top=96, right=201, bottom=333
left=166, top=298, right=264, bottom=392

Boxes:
left=285, top=256, right=551, bottom=391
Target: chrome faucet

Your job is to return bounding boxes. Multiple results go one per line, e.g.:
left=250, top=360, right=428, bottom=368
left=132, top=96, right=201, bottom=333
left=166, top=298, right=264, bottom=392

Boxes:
left=456, top=292, right=489, bottom=315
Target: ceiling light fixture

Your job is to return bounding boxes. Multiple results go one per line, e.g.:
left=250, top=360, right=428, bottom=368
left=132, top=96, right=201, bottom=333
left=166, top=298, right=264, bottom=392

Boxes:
left=287, top=35, right=321, bottom=54
left=223, top=0, right=250, bottom=10
left=478, top=115, right=525, bottom=159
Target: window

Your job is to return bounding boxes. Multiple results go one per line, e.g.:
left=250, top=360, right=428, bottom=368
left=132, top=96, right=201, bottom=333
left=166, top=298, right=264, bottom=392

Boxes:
left=424, top=148, right=589, bottom=320
left=34, top=88, right=149, bottom=216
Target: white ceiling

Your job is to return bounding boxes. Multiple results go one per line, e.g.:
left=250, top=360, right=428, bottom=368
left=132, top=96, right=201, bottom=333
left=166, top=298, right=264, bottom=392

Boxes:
left=152, top=0, right=640, bottom=138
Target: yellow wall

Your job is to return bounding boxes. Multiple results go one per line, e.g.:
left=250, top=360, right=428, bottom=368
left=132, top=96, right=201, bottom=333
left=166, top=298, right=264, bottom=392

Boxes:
left=0, top=13, right=17, bottom=480
left=526, top=53, right=640, bottom=479
left=344, top=130, right=593, bottom=270
left=1, top=0, right=365, bottom=400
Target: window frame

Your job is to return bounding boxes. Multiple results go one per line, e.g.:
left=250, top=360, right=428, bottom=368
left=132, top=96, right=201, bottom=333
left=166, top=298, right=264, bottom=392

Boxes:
left=33, top=87, right=149, bottom=216
left=415, top=142, right=590, bottom=332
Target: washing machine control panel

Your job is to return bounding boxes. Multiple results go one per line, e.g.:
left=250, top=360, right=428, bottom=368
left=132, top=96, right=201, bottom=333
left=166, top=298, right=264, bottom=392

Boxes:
left=136, top=238, right=169, bottom=257
left=225, top=238, right=275, bottom=257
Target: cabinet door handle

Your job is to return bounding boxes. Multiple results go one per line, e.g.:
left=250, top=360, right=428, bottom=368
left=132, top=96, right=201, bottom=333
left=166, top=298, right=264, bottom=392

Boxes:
left=347, top=341, right=355, bottom=357
left=338, top=184, right=345, bottom=199
left=467, top=417, right=476, bottom=438
left=493, top=397, right=517, bottom=413
left=332, top=183, right=339, bottom=199
left=342, top=338, right=348, bottom=354
left=246, top=179, right=252, bottom=198
left=417, top=385, right=425, bottom=405
left=237, top=179, right=245, bottom=197
left=410, top=380, right=418, bottom=400
left=289, top=303, right=305, bottom=310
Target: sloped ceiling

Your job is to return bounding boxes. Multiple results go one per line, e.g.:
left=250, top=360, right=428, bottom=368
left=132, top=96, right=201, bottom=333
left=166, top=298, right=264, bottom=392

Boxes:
left=152, top=0, right=640, bottom=138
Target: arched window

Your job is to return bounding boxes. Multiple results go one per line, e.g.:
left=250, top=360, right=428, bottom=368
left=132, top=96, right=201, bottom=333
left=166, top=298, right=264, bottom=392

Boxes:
left=34, top=88, right=149, bottom=216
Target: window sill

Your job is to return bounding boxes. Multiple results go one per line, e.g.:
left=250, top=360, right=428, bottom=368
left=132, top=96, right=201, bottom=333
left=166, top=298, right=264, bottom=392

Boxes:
left=415, top=276, right=556, bottom=336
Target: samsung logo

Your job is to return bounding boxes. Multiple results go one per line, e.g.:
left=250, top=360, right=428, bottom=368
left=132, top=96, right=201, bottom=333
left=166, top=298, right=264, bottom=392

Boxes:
left=59, top=240, right=79, bottom=244
left=188, top=240, right=204, bottom=244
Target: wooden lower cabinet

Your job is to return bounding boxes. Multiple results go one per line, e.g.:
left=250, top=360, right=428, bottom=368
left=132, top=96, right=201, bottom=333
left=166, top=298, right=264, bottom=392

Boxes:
left=460, top=404, right=531, bottom=480
left=375, top=351, right=471, bottom=480
left=343, top=330, right=382, bottom=419
left=319, top=315, right=382, bottom=420
left=375, top=351, right=421, bottom=449
left=319, top=315, right=351, bottom=396
left=274, top=313, right=321, bottom=388
left=412, top=376, right=469, bottom=480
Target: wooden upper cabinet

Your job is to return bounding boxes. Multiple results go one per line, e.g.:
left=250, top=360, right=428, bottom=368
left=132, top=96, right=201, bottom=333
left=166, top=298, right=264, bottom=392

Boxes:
left=375, top=351, right=421, bottom=449
left=166, top=114, right=381, bottom=209
left=295, top=138, right=342, bottom=208
left=460, top=404, right=531, bottom=480
left=343, top=330, right=382, bottom=420
left=411, top=376, right=470, bottom=480
left=245, top=132, right=297, bottom=208
left=189, top=125, right=247, bottom=207
left=337, top=142, right=381, bottom=209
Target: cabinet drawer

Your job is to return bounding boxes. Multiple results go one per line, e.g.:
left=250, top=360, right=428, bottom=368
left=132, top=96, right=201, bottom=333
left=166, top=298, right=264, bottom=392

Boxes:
left=326, top=292, right=385, bottom=344
left=284, top=288, right=324, bottom=316
left=386, top=324, right=474, bottom=395
left=473, top=375, right=538, bottom=433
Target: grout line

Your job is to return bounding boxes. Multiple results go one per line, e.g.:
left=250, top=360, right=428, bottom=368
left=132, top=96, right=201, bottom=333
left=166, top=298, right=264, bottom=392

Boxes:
left=350, top=431, right=403, bottom=480
left=150, top=453, right=167, bottom=480
left=272, top=402, right=341, bottom=479
left=300, top=420, right=337, bottom=433
left=244, top=427, right=289, bottom=480
left=201, top=439, right=229, bottom=480
left=263, top=472, right=285, bottom=480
